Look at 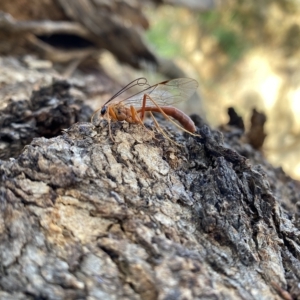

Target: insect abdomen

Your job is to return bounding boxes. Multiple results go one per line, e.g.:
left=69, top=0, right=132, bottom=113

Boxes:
left=144, top=106, right=196, bottom=133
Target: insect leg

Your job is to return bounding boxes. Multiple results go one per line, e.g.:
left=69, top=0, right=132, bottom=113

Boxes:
left=105, top=113, right=114, bottom=141
left=91, top=107, right=102, bottom=124
left=149, top=111, right=181, bottom=146
left=130, top=106, right=143, bottom=124
left=109, top=106, right=118, bottom=120
left=130, top=105, right=156, bottom=139
left=144, top=94, right=199, bottom=137
left=139, top=94, right=147, bottom=121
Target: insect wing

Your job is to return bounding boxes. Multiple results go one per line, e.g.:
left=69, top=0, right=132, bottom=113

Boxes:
left=120, top=78, right=198, bottom=108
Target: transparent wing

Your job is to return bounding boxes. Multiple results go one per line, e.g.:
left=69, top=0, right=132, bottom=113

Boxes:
left=119, top=78, right=198, bottom=108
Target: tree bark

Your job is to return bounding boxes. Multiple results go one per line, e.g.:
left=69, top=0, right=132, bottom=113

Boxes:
left=0, top=0, right=156, bottom=68
left=0, top=59, right=300, bottom=299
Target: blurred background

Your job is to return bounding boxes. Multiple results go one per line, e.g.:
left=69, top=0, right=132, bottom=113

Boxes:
left=102, top=0, right=300, bottom=180
left=147, top=0, right=300, bottom=179
left=1, top=0, right=300, bottom=179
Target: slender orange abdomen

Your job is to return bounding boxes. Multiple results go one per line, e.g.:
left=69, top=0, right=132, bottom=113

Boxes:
left=142, top=106, right=196, bottom=133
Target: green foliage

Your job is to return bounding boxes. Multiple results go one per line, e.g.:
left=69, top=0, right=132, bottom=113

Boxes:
left=146, top=20, right=182, bottom=58
left=199, top=11, right=220, bottom=27
left=198, top=11, right=248, bottom=62
left=214, top=28, right=246, bottom=61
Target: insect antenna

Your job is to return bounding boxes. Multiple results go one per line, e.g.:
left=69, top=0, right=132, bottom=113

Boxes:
left=103, top=78, right=150, bottom=106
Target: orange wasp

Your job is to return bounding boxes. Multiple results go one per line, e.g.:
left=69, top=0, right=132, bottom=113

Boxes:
left=91, top=77, right=199, bottom=142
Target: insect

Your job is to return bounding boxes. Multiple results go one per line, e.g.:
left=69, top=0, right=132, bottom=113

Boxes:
left=91, top=77, right=199, bottom=142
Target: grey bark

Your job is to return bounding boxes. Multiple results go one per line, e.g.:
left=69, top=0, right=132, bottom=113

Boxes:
left=0, top=65, right=300, bottom=299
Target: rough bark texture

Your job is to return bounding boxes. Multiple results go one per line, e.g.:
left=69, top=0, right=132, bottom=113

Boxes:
left=1, top=72, right=300, bottom=299
left=0, top=55, right=120, bottom=160
left=0, top=80, right=93, bottom=160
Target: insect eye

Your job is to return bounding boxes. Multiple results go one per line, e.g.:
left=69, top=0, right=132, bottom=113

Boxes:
left=100, top=106, right=107, bottom=115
